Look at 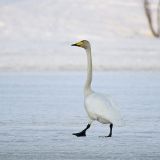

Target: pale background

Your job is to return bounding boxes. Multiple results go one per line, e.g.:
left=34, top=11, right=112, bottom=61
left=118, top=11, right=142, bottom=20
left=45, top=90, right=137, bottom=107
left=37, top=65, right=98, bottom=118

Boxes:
left=0, top=0, right=159, bottom=71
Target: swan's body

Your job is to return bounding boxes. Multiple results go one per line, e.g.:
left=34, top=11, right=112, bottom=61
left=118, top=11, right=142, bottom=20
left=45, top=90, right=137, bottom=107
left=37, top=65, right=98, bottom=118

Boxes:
left=71, top=40, right=123, bottom=137
left=85, top=93, right=122, bottom=126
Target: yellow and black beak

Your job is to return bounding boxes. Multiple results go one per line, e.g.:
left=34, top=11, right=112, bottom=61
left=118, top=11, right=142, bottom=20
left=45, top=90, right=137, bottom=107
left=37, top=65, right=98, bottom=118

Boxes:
left=71, top=41, right=83, bottom=47
left=71, top=43, right=77, bottom=46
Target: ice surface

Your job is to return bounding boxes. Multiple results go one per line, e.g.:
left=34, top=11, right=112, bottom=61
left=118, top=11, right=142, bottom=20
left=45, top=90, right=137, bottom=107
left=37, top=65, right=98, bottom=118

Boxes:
left=0, top=71, right=160, bottom=159
left=0, top=0, right=160, bottom=71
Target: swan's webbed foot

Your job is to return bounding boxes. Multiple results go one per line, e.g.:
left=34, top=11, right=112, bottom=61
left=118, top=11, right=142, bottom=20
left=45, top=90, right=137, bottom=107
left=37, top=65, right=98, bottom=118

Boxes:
left=107, top=134, right=112, bottom=137
left=72, top=124, right=91, bottom=137
left=72, top=130, right=86, bottom=137
left=99, top=135, right=112, bottom=138
left=99, top=123, right=113, bottom=138
left=99, top=134, right=112, bottom=138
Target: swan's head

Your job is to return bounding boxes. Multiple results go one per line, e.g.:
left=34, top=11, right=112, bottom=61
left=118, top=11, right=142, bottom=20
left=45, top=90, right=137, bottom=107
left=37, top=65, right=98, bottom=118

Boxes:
left=71, top=40, right=90, bottom=49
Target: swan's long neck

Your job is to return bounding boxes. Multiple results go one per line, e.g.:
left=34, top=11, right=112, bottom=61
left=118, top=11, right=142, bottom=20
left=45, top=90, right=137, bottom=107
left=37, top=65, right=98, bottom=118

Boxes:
left=84, top=46, right=93, bottom=96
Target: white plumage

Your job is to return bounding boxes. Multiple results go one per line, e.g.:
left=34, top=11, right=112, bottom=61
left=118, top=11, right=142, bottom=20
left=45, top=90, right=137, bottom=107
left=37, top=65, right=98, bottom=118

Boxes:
left=85, top=93, right=123, bottom=126
left=71, top=40, right=123, bottom=137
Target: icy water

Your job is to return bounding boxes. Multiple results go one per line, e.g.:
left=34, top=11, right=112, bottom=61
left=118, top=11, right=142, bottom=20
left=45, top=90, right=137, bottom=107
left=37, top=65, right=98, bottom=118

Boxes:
left=0, top=72, right=160, bottom=160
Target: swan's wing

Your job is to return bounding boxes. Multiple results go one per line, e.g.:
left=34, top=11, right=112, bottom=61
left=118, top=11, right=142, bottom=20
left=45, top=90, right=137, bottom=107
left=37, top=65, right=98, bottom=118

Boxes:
left=102, top=94, right=124, bottom=126
left=86, top=93, right=124, bottom=126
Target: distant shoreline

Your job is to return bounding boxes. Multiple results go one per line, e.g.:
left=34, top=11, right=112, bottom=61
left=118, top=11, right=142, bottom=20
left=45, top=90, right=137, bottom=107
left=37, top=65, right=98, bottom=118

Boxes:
left=0, top=67, right=160, bottom=72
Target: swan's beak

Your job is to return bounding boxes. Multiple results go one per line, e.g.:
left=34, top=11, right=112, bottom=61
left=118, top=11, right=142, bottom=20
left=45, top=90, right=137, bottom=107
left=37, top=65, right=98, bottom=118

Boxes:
left=71, top=41, right=83, bottom=47
left=71, top=43, right=77, bottom=46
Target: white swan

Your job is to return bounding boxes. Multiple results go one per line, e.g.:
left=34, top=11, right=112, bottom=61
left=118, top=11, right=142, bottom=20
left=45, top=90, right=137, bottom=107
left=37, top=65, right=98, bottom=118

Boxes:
left=71, top=40, right=123, bottom=137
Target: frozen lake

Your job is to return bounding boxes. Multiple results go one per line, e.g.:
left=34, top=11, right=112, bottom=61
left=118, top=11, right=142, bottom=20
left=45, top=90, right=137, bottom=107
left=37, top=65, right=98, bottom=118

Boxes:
left=0, top=71, right=160, bottom=160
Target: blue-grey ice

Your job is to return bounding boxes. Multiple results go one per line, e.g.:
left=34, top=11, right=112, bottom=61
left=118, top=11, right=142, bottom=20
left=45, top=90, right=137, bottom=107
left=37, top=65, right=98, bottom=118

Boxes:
left=0, top=72, right=160, bottom=160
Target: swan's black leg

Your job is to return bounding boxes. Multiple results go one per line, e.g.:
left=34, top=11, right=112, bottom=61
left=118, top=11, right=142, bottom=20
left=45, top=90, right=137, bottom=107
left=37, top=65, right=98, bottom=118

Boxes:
left=72, top=124, right=91, bottom=137
left=107, top=123, right=113, bottom=137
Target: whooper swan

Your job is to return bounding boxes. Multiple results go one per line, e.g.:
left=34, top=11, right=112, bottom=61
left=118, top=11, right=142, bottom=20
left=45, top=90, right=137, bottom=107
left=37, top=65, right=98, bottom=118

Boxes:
left=71, top=40, right=124, bottom=137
